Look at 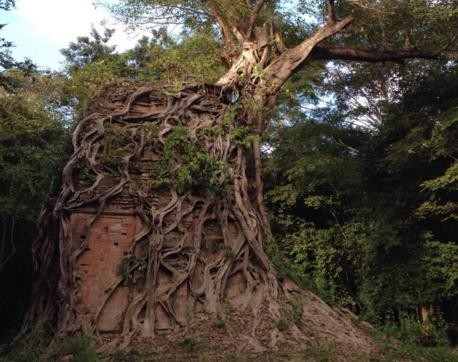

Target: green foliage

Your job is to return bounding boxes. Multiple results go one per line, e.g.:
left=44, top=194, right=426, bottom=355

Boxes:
left=291, top=295, right=305, bottom=324
left=265, top=63, right=458, bottom=340
left=178, top=152, right=227, bottom=195
left=265, top=115, right=369, bottom=307
left=265, top=237, right=315, bottom=292
left=222, top=104, right=240, bottom=124
left=48, top=335, right=98, bottom=362
left=60, top=27, right=226, bottom=116
left=303, top=341, right=340, bottom=362
left=61, top=27, right=116, bottom=73
left=180, top=337, right=198, bottom=352
left=129, top=30, right=225, bottom=85
left=420, top=240, right=458, bottom=301
left=382, top=313, right=448, bottom=348
left=0, top=87, right=68, bottom=221
left=373, top=316, right=458, bottom=362
left=120, top=255, right=148, bottom=286
left=337, top=0, right=458, bottom=54
left=214, top=313, right=226, bottom=329
left=150, top=126, right=188, bottom=187
left=0, top=23, right=70, bottom=339
left=421, top=161, right=458, bottom=193
left=150, top=126, right=227, bottom=196
left=142, top=122, right=160, bottom=140
left=109, top=0, right=274, bottom=35
left=230, top=126, right=256, bottom=147
left=223, top=247, right=236, bottom=259
left=97, top=122, right=135, bottom=175
left=276, top=317, right=289, bottom=332
left=1, top=330, right=98, bottom=362
left=0, top=325, right=49, bottom=362
left=418, top=160, right=458, bottom=222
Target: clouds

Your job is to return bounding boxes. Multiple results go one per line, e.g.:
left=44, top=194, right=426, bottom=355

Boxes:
left=2, top=0, right=146, bottom=69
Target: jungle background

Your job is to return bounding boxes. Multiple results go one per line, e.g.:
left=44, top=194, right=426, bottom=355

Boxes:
left=0, top=0, right=457, bottom=360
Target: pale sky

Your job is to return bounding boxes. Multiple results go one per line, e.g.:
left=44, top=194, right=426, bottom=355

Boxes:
left=1, top=0, right=147, bottom=70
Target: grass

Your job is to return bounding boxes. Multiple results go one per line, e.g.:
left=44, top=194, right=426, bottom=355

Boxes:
left=370, top=335, right=458, bottom=362
left=276, top=317, right=289, bottom=332
left=2, top=321, right=457, bottom=362
left=1, top=332, right=98, bottom=362
left=48, top=335, right=98, bottom=362
left=180, top=337, right=199, bottom=352
left=303, top=341, right=340, bottom=362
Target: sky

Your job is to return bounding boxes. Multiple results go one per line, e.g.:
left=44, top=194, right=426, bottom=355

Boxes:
left=1, top=0, right=147, bottom=70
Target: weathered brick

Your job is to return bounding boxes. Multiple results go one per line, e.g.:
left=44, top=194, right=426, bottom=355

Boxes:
left=71, top=210, right=138, bottom=332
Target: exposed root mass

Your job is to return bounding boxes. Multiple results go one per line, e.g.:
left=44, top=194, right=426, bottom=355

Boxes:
left=25, top=85, right=376, bottom=355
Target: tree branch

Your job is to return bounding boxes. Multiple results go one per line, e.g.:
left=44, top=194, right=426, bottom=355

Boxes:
left=246, top=0, right=266, bottom=39
left=208, top=0, right=246, bottom=63
left=208, top=0, right=235, bottom=43
left=309, top=46, right=441, bottom=62
left=265, top=16, right=353, bottom=90
left=326, top=0, right=337, bottom=24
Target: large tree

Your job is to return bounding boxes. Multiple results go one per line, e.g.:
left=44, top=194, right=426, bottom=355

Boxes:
left=25, top=0, right=457, bottom=355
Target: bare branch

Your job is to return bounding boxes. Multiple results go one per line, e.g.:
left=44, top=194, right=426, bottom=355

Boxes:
left=309, top=46, right=441, bottom=62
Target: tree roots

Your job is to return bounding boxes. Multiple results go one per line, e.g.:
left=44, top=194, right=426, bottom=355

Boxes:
left=24, top=85, right=376, bottom=355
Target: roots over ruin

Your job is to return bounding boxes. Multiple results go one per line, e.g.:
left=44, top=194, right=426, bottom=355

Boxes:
left=25, top=85, right=376, bottom=355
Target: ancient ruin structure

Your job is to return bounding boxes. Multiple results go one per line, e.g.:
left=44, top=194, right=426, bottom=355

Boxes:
left=25, top=86, right=375, bottom=354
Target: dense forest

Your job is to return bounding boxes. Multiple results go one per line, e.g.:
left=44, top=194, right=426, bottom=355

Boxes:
left=0, top=0, right=457, bottom=360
